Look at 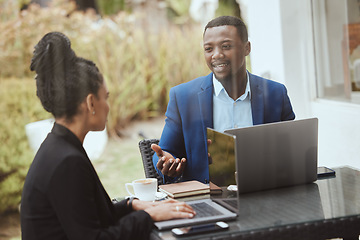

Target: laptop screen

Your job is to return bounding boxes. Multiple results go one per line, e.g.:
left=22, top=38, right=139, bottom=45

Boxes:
left=207, top=128, right=237, bottom=187
left=225, top=118, right=318, bottom=194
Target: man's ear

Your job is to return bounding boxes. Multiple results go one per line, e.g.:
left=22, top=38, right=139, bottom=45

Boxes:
left=245, top=41, right=251, bottom=56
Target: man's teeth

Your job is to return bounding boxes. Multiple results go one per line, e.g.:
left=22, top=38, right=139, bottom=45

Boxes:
left=214, top=63, right=228, bottom=67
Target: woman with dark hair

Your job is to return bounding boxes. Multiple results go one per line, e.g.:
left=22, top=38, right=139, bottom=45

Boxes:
left=21, top=32, right=195, bottom=240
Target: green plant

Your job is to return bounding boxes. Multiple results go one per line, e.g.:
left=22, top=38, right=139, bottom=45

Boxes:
left=165, top=0, right=192, bottom=25
left=215, top=0, right=241, bottom=18
left=97, top=0, right=128, bottom=16
left=0, top=78, right=51, bottom=214
left=0, top=0, right=209, bottom=131
left=0, top=0, right=210, bottom=214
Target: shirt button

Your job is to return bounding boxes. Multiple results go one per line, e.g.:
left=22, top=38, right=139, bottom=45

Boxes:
left=234, top=124, right=238, bottom=128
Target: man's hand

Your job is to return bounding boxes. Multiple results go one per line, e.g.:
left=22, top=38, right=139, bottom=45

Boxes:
left=151, top=144, right=186, bottom=178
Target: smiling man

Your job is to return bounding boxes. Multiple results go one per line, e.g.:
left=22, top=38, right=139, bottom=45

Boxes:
left=152, top=16, right=295, bottom=184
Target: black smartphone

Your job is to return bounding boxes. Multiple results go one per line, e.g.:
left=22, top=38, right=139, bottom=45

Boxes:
left=317, top=166, right=336, bottom=178
left=171, top=221, right=229, bottom=237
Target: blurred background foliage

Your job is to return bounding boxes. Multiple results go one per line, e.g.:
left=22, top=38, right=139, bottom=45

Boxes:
left=0, top=79, right=50, bottom=215
left=0, top=0, right=244, bottom=217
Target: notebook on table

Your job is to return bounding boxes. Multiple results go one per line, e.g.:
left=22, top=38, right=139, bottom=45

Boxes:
left=158, top=180, right=210, bottom=198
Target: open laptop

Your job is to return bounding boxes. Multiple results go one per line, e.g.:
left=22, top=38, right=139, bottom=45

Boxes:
left=207, top=129, right=237, bottom=187
left=154, top=131, right=239, bottom=230
left=226, top=118, right=318, bottom=194
left=208, top=118, right=318, bottom=194
left=154, top=197, right=237, bottom=230
left=209, top=118, right=318, bottom=214
left=155, top=118, right=318, bottom=230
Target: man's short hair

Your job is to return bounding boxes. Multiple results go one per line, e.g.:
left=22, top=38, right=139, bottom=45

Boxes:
left=204, top=16, right=248, bottom=42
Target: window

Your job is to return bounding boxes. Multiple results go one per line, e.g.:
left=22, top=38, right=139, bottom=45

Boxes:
left=312, top=0, right=360, bottom=103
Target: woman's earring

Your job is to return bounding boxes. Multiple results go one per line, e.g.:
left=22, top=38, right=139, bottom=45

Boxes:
left=92, top=111, right=95, bottom=115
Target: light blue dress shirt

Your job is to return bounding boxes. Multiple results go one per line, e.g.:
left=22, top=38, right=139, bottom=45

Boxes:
left=213, top=73, right=253, bottom=132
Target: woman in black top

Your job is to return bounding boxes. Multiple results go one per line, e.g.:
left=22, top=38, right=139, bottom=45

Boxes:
left=21, top=32, right=195, bottom=240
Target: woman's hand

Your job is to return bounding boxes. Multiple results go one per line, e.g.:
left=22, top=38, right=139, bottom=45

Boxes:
left=134, top=199, right=196, bottom=222
left=131, top=199, right=159, bottom=211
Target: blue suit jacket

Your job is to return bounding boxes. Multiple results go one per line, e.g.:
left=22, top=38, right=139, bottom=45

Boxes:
left=153, top=72, right=295, bottom=184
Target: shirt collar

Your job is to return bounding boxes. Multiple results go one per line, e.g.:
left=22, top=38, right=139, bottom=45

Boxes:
left=52, top=122, right=86, bottom=155
left=212, top=72, right=251, bottom=100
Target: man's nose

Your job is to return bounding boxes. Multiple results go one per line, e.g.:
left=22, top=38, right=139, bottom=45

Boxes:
left=212, top=47, right=224, bottom=60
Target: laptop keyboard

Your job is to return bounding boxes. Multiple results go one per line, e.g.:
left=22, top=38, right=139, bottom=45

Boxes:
left=189, top=202, right=222, bottom=218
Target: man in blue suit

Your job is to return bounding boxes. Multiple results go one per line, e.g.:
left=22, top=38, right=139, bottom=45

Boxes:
left=152, top=16, right=295, bottom=184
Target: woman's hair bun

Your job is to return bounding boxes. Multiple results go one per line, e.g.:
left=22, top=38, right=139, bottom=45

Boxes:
left=30, top=32, right=75, bottom=73
left=30, top=32, right=103, bottom=119
left=30, top=32, right=77, bottom=115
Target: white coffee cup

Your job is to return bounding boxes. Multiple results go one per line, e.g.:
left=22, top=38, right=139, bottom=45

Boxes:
left=125, top=178, right=158, bottom=201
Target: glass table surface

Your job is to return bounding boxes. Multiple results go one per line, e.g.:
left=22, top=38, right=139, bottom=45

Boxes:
left=152, top=166, right=360, bottom=240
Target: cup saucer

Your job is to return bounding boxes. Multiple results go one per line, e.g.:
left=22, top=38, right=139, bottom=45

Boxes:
left=155, top=191, right=168, bottom=201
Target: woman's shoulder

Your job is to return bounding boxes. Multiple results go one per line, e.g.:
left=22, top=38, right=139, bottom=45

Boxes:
left=32, top=133, right=90, bottom=175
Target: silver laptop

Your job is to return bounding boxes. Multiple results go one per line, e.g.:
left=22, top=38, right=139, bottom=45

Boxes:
left=155, top=118, right=318, bottom=230
left=154, top=133, right=238, bottom=230
left=224, top=118, right=318, bottom=194
left=207, top=128, right=237, bottom=187
left=207, top=118, right=318, bottom=213
left=154, top=198, right=237, bottom=230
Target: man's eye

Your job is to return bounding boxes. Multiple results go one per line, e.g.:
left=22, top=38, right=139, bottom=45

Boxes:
left=223, top=45, right=231, bottom=49
left=204, top=47, right=212, bottom=52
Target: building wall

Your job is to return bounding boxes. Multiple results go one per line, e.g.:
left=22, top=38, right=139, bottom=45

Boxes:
left=243, top=0, right=360, bottom=170
left=246, top=0, right=286, bottom=84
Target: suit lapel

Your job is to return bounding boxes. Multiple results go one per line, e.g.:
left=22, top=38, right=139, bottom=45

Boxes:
left=198, top=72, right=265, bottom=127
left=198, top=73, right=214, bottom=131
left=249, top=73, right=264, bottom=125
